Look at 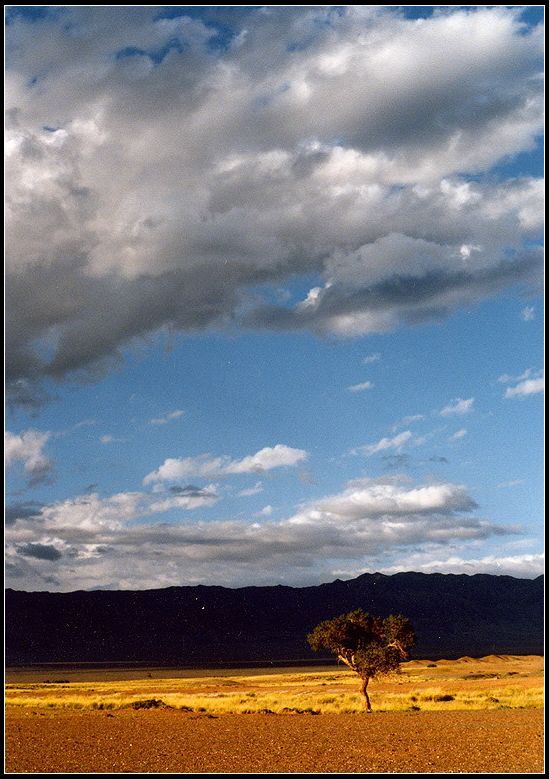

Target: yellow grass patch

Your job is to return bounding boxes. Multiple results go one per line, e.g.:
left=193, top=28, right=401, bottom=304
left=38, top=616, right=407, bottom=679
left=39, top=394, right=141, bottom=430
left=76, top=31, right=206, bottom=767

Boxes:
left=5, top=656, right=543, bottom=715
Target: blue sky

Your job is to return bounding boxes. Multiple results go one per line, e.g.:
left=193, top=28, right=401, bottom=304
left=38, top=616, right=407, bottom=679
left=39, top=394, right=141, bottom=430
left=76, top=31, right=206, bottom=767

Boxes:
left=5, top=6, right=544, bottom=591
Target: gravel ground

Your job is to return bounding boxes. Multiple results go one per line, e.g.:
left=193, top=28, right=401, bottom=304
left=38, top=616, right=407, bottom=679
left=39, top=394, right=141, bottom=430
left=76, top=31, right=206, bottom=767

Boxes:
left=5, top=707, right=544, bottom=774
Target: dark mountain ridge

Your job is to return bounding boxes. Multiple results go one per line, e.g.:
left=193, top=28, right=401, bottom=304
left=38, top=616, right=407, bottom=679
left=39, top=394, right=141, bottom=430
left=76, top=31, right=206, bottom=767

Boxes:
left=5, top=572, right=544, bottom=665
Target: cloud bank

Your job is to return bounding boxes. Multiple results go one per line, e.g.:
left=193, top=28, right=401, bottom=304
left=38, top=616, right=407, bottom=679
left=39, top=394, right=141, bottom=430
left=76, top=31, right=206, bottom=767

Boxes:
left=6, top=474, right=525, bottom=590
left=6, top=470, right=539, bottom=590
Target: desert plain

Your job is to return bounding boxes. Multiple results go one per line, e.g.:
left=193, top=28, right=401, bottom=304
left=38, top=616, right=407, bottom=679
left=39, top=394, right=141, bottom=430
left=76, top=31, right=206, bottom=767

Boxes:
left=5, top=655, right=544, bottom=773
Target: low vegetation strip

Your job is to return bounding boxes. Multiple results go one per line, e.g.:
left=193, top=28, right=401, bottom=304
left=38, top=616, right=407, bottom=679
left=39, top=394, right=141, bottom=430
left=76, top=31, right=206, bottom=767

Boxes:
left=5, top=656, right=543, bottom=715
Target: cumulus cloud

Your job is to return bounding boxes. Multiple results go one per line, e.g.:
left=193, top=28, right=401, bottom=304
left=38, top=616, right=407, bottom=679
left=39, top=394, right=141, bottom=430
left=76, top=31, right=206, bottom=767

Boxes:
left=439, top=397, right=474, bottom=416
left=143, top=444, right=308, bottom=484
left=6, top=486, right=220, bottom=540
left=5, top=474, right=520, bottom=590
left=287, top=477, right=479, bottom=523
left=499, top=368, right=544, bottom=398
left=5, top=6, right=544, bottom=403
left=5, top=430, right=54, bottom=485
left=506, top=376, right=544, bottom=398
left=505, top=378, right=544, bottom=398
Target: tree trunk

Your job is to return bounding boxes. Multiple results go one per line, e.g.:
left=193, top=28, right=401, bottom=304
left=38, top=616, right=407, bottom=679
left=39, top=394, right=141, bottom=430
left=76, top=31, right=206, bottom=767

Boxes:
left=360, top=676, right=372, bottom=712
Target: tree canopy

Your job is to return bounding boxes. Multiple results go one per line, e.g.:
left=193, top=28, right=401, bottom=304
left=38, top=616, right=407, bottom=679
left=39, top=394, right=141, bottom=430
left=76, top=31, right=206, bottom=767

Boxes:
left=307, top=609, right=416, bottom=710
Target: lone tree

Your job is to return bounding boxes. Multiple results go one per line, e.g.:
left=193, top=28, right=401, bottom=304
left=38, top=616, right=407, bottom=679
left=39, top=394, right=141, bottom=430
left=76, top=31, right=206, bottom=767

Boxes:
left=307, top=609, right=415, bottom=711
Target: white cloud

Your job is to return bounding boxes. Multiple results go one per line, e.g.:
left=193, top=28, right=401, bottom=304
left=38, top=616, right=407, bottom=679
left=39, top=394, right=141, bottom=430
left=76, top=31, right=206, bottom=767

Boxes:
left=355, top=430, right=413, bottom=457
left=5, top=7, right=543, bottom=403
left=8, top=486, right=221, bottom=538
left=226, top=444, right=308, bottom=474
left=449, top=428, right=467, bottom=442
left=149, top=409, right=185, bottom=425
left=348, top=380, right=374, bottom=392
left=505, top=376, right=544, bottom=399
left=521, top=305, right=535, bottom=321
left=459, top=243, right=481, bottom=260
left=499, top=368, right=544, bottom=398
left=363, top=353, right=381, bottom=364
left=497, top=479, right=526, bottom=489
left=287, top=477, right=478, bottom=524
left=439, top=397, right=474, bottom=416
left=4, top=430, right=54, bottom=485
left=143, top=444, right=308, bottom=484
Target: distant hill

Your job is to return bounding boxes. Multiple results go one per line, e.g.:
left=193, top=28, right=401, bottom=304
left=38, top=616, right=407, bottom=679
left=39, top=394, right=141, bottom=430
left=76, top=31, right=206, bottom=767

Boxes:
left=5, top=572, right=544, bottom=665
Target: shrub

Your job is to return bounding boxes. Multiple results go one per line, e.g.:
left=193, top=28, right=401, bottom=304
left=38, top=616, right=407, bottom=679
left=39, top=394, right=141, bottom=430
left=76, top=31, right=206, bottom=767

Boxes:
left=126, top=699, right=171, bottom=710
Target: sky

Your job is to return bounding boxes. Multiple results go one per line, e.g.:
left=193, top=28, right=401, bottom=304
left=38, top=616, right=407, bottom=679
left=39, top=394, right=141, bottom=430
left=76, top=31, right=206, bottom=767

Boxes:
left=5, top=5, right=544, bottom=592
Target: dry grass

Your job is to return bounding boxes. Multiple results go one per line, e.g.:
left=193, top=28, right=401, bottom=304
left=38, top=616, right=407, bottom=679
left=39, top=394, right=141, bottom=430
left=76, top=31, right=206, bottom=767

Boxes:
left=5, top=655, right=543, bottom=715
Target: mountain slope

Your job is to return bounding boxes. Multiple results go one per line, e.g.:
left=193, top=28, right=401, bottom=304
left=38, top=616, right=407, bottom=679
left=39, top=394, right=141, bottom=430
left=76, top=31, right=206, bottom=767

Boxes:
left=5, top=572, right=544, bottom=664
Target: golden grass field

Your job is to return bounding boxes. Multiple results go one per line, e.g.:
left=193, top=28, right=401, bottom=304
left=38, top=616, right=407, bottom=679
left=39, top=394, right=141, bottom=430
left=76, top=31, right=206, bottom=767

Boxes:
left=5, top=654, right=544, bottom=714
left=5, top=656, right=544, bottom=773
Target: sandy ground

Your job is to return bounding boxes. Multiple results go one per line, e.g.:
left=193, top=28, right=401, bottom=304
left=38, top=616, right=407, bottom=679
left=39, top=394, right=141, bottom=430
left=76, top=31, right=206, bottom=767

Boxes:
left=5, top=706, right=544, bottom=774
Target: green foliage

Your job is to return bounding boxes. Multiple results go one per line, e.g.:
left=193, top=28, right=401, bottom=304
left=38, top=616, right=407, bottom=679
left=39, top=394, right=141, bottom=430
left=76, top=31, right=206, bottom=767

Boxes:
left=307, top=609, right=415, bottom=680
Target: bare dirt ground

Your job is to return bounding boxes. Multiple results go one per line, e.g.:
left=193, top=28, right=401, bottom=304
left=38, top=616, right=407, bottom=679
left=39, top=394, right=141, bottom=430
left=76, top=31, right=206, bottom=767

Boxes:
left=5, top=706, right=543, bottom=773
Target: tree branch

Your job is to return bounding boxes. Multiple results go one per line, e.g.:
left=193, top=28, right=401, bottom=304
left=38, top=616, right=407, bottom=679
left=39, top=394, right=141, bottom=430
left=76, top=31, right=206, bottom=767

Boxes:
left=386, top=640, right=407, bottom=658
left=337, top=652, right=357, bottom=672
